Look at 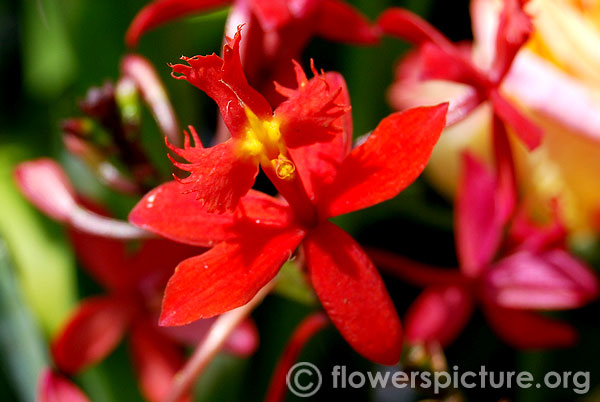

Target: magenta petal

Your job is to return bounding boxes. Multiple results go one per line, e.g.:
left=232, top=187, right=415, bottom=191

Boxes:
left=455, top=153, right=504, bottom=277
left=484, top=250, right=599, bottom=310
left=38, top=369, right=91, bottom=402
left=490, top=90, right=543, bottom=150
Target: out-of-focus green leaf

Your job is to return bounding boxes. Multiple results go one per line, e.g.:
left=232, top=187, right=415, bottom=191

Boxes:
left=273, top=261, right=317, bottom=306
left=22, top=0, right=77, bottom=98
left=195, top=354, right=249, bottom=402
left=0, top=238, right=48, bottom=402
left=0, top=143, right=76, bottom=335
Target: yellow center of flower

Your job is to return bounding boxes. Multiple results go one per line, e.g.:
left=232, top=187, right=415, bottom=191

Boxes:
left=236, top=108, right=296, bottom=180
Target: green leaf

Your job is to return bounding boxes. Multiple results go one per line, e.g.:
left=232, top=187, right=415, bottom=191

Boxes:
left=0, top=238, right=48, bottom=402
left=0, top=144, right=76, bottom=335
left=273, top=261, right=317, bottom=306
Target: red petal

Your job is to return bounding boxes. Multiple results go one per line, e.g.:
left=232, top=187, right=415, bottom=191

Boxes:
left=377, top=8, right=453, bottom=50
left=287, top=71, right=352, bottom=202
left=51, top=297, right=132, bottom=374
left=167, top=135, right=259, bottom=213
left=416, top=43, right=487, bottom=88
left=264, top=313, right=329, bottom=402
left=130, top=319, right=189, bottom=402
left=315, top=0, right=379, bottom=44
left=130, top=182, right=293, bottom=247
left=405, top=285, right=473, bottom=347
left=484, top=304, right=577, bottom=349
left=304, top=222, right=402, bottom=365
left=160, top=227, right=305, bottom=325
left=275, top=61, right=350, bottom=148
left=14, top=159, right=76, bottom=222
left=490, top=90, right=543, bottom=150
left=170, top=27, right=272, bottom=138
left=125, top=0, right=231, bottom=47
left=320, top=104, right=448, bottom=218
left=455, top=153, right=504, bottom=277
left=38, top=369, right=91, bottom=402
left=484, top=250, right=599, bottom=310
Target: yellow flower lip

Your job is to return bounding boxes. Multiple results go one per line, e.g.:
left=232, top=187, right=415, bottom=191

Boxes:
left=236, top=107, right=296, bottom=179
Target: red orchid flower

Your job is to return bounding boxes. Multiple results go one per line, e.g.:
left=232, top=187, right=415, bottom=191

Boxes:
left=379, top=0, right=542, bottom=221
left=38, top=368, right=91, bottom=402
left=129, top=29, right=449, bottom=363
left=125, top=0, right=379, bottom=103
left=369, top=153, right=599, bottom=349
left=15, top=160, right=258, bottom=402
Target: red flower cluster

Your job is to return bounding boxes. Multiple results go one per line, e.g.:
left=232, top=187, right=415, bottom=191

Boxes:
left=129, top=27, right=448, bottom=364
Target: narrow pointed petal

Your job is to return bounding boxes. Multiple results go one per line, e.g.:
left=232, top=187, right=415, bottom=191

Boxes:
left=167, top=137, right=258, bottom=213
left=320, top=104, right=448, bottom=218
left=405, top=285, right=473, bottom=347
left=315, top=0, right=379, bottom=44
left=38, top=369, right=91, bottom=402
left=130, top=320, right=189, bottom=402
left=160, top=227, right=305, bottom=325
left=490, top=90, right=543, bottom=150
left=14, top=159, right=76, bottom=222
left=52, top=297, right=133, bottom=374
left=484, top=304, right=577, bottom=349
left=377, top=8, right=454, bottom=51
left=275, top=61, right=350, bottom=148
left=287, top=71, right=352, bottom=202
left=484, top=250, right=599, bottom=310
left=491, top=115, right=518, bottom=223
left=170, top=28, right=272, bottom=138
left=456, top=153, right=504, bottom=277
left=130, top=181, right=293, bottom=247
left=125, top=0, right=231, bottom=47
left=366, top=248, right=466, bottom=287
left=304, top=222, right=402, bottom=365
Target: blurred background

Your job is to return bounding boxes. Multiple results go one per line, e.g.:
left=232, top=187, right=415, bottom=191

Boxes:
left=0, top=0, right=598, bottom=401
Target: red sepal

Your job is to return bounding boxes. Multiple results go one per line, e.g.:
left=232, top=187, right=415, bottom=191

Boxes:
left=275, top=60, right=350, bottom=148
left=304, top=222, right=402, bottom=365
left=160, top=227, right=305, bottom=325
left=405, top=285, right=473, bottom=347
left=130, top=182, right=293, bottom=247
left=484, top=304, right=577, bottom=349
left=320, top=104, right=448, bottom=218
left=167, top=129, right=258, bottom=213
left=51, top=297, right=133, bottom=374
left=170, top=27, right=272, bottom=138
left=130, top=319, right=189, bottom=402
left=125, top=0, right=232, bottom=47
left=38, top=369, right=91, bottom=402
